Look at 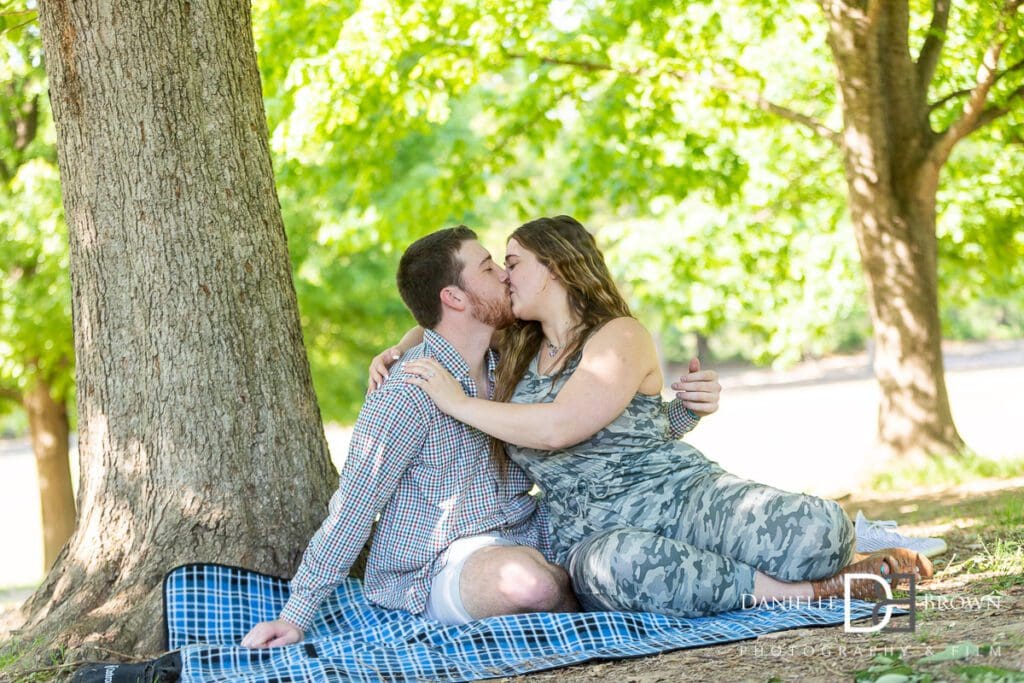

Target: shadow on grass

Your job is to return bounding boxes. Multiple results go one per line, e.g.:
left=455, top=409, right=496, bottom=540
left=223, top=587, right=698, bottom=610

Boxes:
left=847, top=479, right=1024, bottom=596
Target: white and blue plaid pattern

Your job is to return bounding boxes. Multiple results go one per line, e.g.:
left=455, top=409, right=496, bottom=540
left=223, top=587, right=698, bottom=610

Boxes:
left=166, top=563, right=891, bottom=682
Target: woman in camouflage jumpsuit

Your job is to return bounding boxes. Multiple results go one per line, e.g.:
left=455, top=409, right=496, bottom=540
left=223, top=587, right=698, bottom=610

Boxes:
left=403, top=216, right=931, bottom=617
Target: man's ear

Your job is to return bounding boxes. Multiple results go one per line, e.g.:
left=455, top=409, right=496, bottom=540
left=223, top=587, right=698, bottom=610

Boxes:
left=440, top=286, right=467, bottom=312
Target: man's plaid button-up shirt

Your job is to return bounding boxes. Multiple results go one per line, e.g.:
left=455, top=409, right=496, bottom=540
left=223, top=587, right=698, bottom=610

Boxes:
left=280, top=330, right=550, bottom=630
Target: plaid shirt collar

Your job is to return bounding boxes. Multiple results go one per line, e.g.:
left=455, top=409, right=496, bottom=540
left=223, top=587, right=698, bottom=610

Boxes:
left=422, top=328, right=497, bottom=400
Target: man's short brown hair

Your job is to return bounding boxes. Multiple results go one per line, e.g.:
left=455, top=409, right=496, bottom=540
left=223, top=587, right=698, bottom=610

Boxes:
left=397, top=226, right=477, bottom=328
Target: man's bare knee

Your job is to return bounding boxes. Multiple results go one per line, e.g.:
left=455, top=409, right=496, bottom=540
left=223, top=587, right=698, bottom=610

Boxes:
left=495, top=554, right=563, bottom=611
left=461, top=545, right=571, bottom=617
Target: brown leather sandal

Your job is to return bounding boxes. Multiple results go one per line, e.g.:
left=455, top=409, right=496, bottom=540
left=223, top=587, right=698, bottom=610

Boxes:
left=813, top=547, right=933, bottom=600
left=811, top=551, right=898, bottom=600
left=867, top=547, right=934, bottom=581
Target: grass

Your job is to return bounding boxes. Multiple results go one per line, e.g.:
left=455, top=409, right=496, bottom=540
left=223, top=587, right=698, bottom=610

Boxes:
left=953, top=537, right=1024, bottom=593
left=0, top=637, right=71, bottom=683
left=993, top=495, right=1024, bottom=527
left=870, top=452, right=1024, bottom=493
left=842, top=482, right=1024, bottom=682
left=935, top=495, right=1024, bottom=594
left=853, top=645, right=1024, bottom=682
left=867, top=486, right=1024, bottom=595
left=861, top=463, right=1024, bottom=597
left=851, top=513, right=1024, bottom=681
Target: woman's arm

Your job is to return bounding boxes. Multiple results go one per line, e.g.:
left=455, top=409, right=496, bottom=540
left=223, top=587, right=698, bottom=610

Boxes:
left=367, top=325, right=424, bottom=391
left=403, top=317, right=660, bottom=450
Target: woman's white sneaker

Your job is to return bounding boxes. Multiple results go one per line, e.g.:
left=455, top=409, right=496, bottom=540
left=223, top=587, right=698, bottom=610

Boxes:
left=855, top=511, right=948, bottom=558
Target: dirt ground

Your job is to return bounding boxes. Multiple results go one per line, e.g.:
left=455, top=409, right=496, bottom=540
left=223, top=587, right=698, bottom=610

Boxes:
left=502, top=479, right=1024, bottom=682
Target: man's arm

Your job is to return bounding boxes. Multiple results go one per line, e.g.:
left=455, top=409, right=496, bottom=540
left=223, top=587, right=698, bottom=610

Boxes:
left=242, top=388, right=428, bottom=647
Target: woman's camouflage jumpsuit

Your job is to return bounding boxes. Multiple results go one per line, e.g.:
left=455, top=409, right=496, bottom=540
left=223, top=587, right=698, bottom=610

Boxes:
left=506, top=354, right=856, bottom=617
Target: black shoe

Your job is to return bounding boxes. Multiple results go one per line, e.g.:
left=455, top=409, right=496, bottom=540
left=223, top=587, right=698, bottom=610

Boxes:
left=72, top=651, right=181, bottom=683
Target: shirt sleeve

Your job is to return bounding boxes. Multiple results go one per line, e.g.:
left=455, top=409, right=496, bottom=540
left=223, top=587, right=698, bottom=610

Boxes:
left=533, top=496, right=556, bottom=563
left=663, top=397, right=700, bottom=440
left=279, top=387, right=429, bottom=630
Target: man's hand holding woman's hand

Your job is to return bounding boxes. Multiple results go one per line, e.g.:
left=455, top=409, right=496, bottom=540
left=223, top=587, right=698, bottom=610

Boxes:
left=671, top=358, right=721, bottom=417
left=240, top=619, right=304, bottom=648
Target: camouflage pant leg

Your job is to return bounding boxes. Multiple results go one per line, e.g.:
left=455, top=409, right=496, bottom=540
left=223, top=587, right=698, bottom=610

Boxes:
left=565, top=527, right=757, bottom=617
left=675, top=466, right=855, bottom=582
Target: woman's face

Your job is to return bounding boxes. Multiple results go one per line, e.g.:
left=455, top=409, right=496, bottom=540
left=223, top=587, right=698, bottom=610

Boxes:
left=504, top=238, right=554, bottom=320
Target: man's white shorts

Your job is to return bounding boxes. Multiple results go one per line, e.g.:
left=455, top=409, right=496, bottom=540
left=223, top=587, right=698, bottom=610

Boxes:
left=422, top=533, right=517, bottom=625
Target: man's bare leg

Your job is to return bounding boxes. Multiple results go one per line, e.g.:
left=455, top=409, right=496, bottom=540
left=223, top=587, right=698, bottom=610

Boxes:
left=459, top=545, right=580, bottom=619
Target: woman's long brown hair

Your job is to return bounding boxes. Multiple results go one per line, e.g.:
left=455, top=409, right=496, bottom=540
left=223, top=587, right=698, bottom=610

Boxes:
left=492, top=215, right=633, bottom=475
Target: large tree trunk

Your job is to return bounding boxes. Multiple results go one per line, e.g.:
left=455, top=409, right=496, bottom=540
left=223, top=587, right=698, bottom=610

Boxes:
left=12, top=0, right=336, bottom=661
left=821, top=0, right=964, bottom=462
left=22, top=378, right=76, bottom=570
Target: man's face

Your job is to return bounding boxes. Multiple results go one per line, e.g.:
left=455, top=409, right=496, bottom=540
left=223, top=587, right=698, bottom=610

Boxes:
left=455, top=240, right=515, bottom=329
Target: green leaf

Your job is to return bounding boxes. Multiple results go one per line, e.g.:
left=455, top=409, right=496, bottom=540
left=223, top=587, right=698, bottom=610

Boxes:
left=916, top=642, right=981, bottom=664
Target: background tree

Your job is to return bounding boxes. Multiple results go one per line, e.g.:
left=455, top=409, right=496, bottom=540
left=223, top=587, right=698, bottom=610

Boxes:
left=9, top=0, right=335, bottom=659
left=253, top=0, right=1023, bottom=460
left=820, top=0, right=1023, bottom=461
left=0, top=9, right=76, bottom=570
left=6, top=1, right=1021, bottom=462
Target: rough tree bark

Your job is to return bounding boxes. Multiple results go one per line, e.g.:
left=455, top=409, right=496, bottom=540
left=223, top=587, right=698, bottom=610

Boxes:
left=819, top=0, right=962, bottom=462
left=819, top=0, right=1020, bottom=461
left=22, top=378, right=76, bottom=569
left=12, top=0, right=337, bottom=659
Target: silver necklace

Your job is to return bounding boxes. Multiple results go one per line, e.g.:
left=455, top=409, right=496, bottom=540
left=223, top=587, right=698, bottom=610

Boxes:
left=545, top=340, right=561, bottom=358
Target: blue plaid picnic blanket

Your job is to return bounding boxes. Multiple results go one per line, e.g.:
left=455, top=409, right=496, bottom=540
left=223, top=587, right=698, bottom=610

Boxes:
left=164, top=563, right=889, bottom=682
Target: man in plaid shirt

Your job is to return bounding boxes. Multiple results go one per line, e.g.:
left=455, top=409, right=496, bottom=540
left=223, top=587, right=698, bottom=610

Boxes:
left=242, top=227, right=581, bottom=647
left=69, top=222, right=719, bottom=682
